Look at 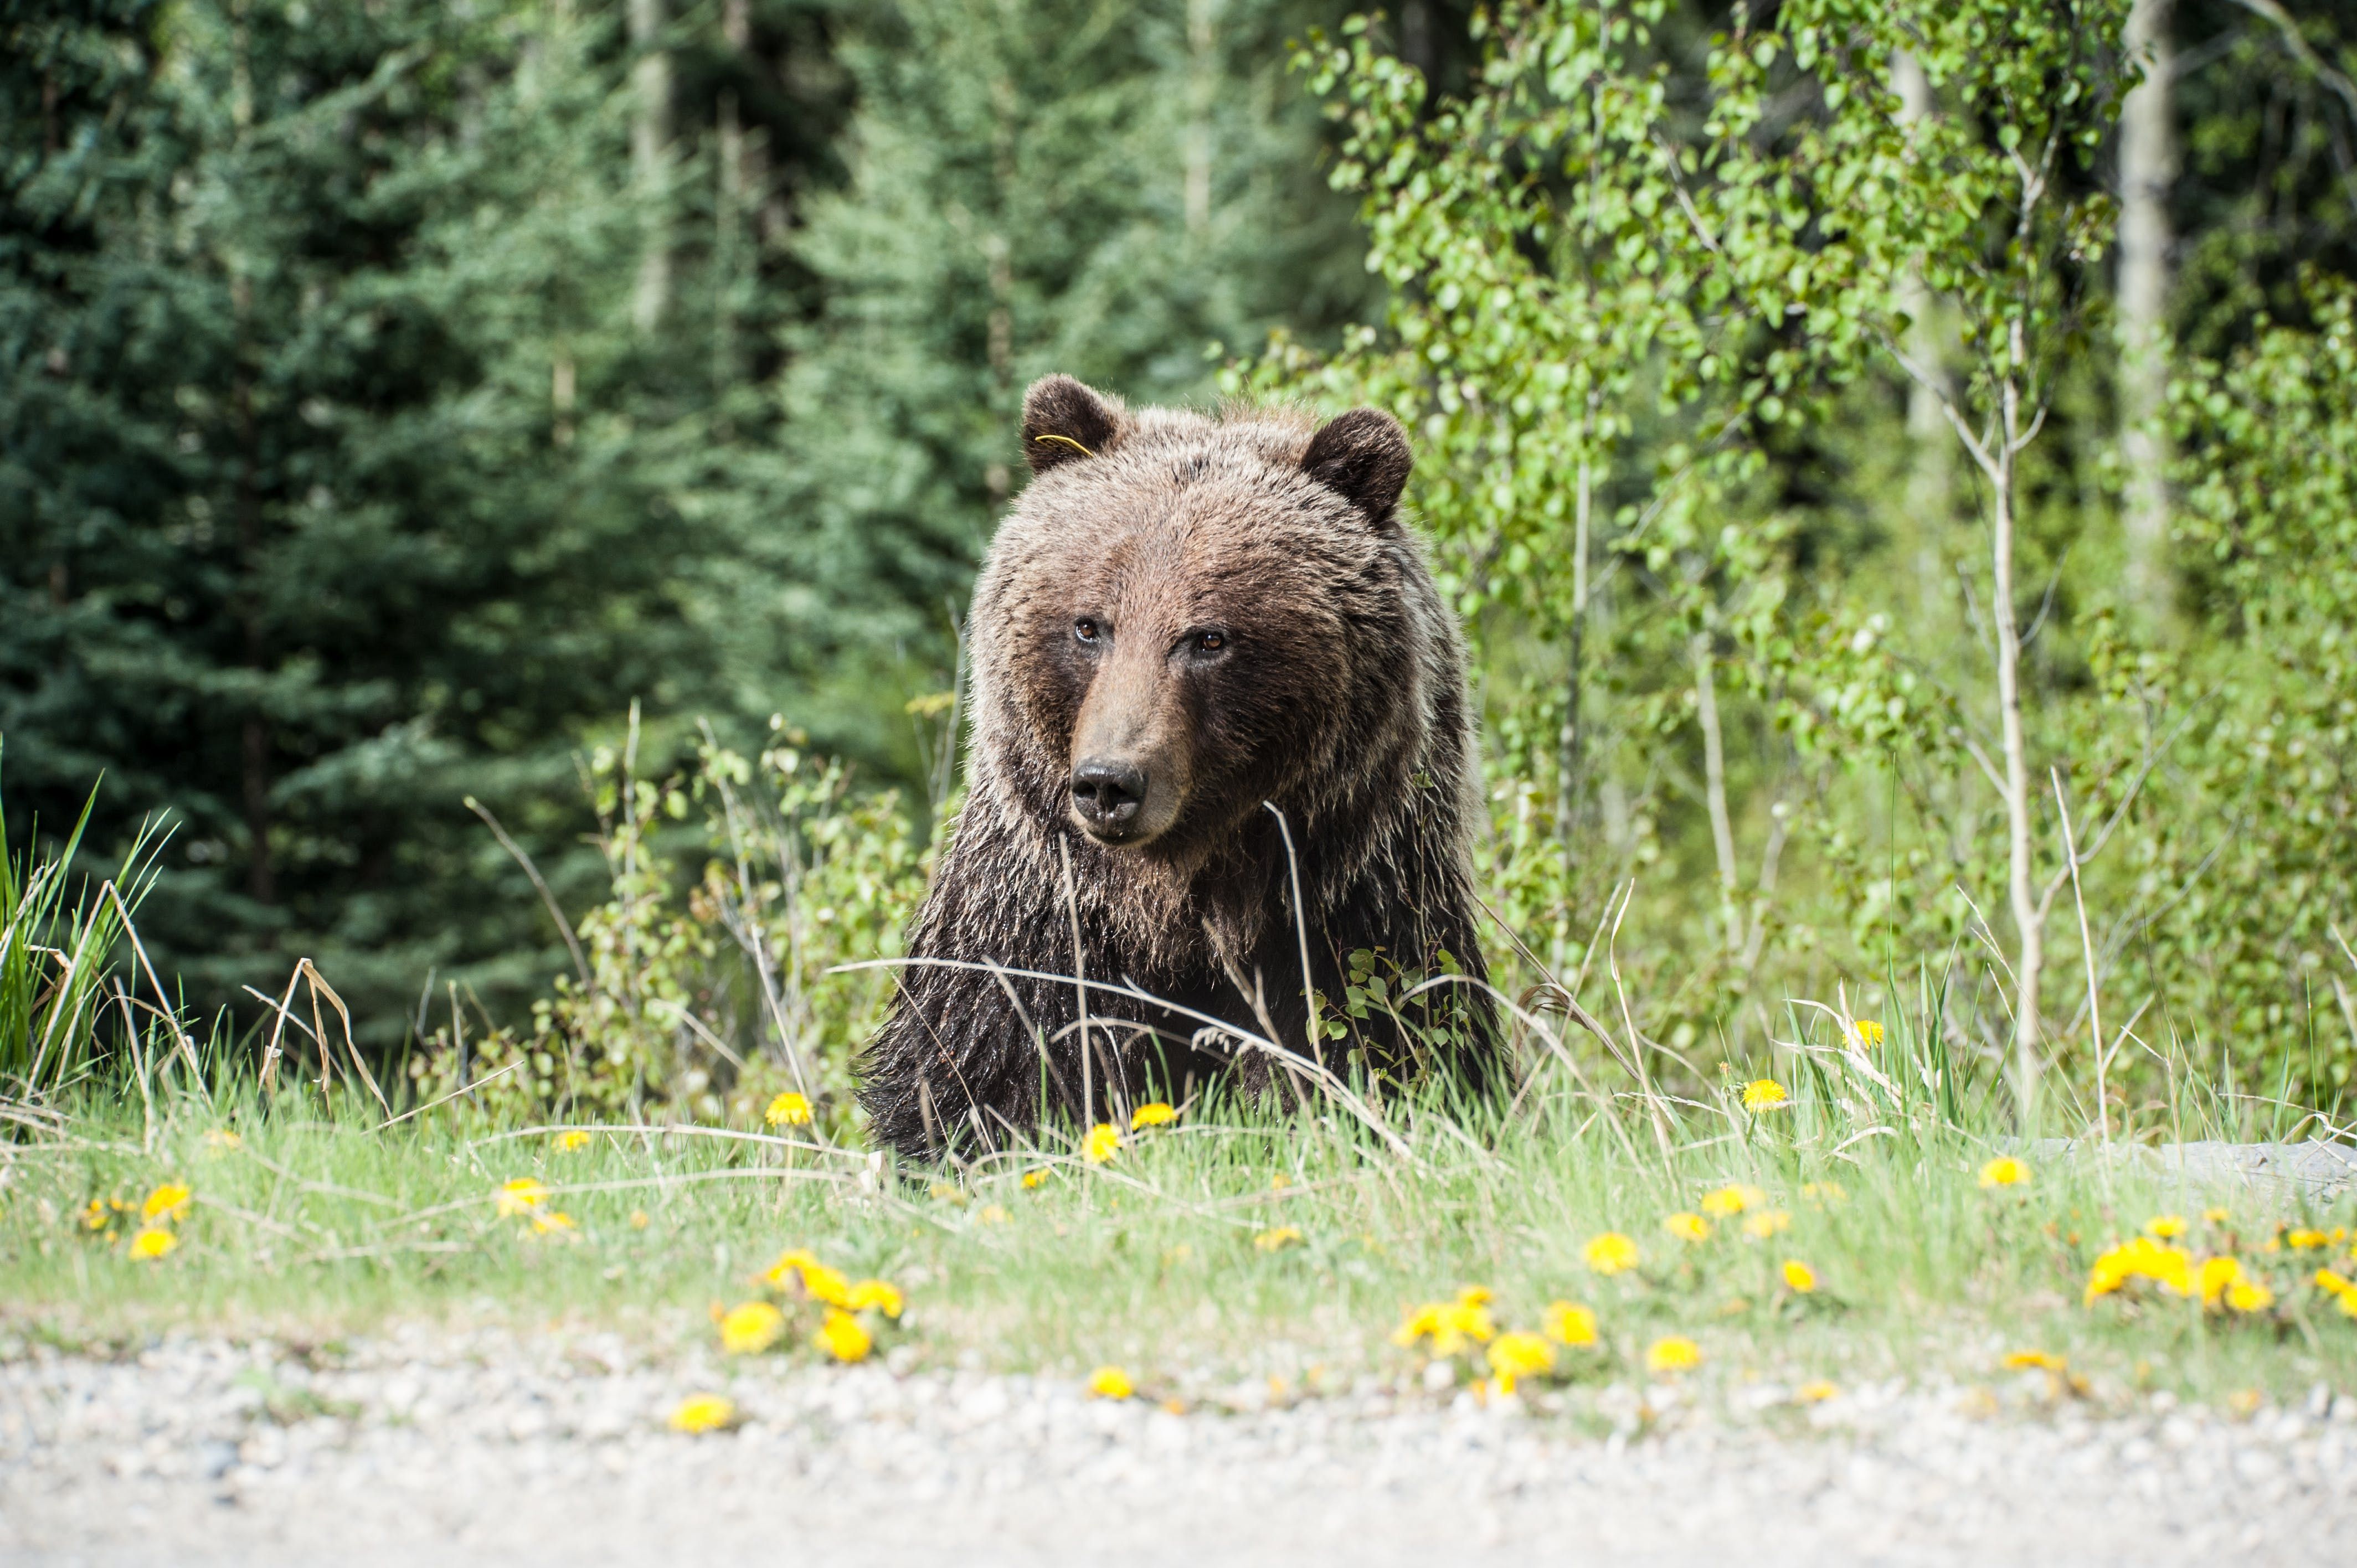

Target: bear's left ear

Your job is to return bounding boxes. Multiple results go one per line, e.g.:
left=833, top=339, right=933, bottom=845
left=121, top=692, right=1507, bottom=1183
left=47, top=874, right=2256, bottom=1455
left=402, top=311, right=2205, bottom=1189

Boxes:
left=1300, top=408, right=1413, bottom=527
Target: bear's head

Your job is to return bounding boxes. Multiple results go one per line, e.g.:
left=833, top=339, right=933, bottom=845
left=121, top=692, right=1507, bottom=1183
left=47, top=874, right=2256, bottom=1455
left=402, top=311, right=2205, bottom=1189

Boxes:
left=972, top=374, right=1428, bottom=878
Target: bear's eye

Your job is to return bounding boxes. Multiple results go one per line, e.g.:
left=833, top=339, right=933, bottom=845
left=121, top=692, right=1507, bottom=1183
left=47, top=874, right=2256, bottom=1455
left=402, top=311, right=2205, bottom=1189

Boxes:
left=1193, top=630, right=1227, bottom=654
left=1073, top=618, right=1101, bottom=645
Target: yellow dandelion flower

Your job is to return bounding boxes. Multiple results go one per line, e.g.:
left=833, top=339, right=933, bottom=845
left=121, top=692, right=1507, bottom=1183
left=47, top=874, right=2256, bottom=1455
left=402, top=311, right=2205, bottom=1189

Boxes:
left=1664, top=1211, right=1711, bottom=1242
left=495, top=1177, right=550, bottom=1216
left=1392, top=1296, right=1495, bottom=1356
left=763, top=1247, right=818, bottom=1287
left=720, top=1300, right=786, bottom=1354
left=1087, top=1365, right=1134, bottom=1400
left=2338, top=1290, right=2357, bottom=1322
left=1781, top=1259, right=1818, bottom=1293
left=2191, top=1255, right=2246, bottom=1306
left=202, top=1128, right=242, bottom=1152
left=556, top=1130, right=590, bottom=1152
left=1541, top=1301, right=1598, bottom=1347
left=2225, top=1280, right=2274, bottom=1314
left=2202, top=1206, right=2230, bottom=1224
left=1022, top=1170, right=1048, bottom=1189
left=1850, top=1019, right=1885, bottom=1048
left=2286, top=1229, right=2329, bottom=1250
left=2083, top=1236, right=2195, bottom=1304
left=1700, top=1184, right=1768, bottom=1217
left=2315, top=1268, right=2353, bottom=1298
left=1253, top=1226, right=1305, bottom=1253
left=1455, top=1285, right=1495, bottom=1308
left=140, top=1183, right=193, bottom=1224
left=764, top=1092, right=812, bottom=1127
left=127, top=1227, right=177, bottom=1261
left=1583, top=1232, right=1640, bottom=1275
left=1740, top=1079, right=1788, bottom=1111
left=1795, top=1379, right=1838, bottom=1404
left=529, top=1210, right=577, bottom=1236
left=668, top=1394, right=735, bottom=1433
left=1081, top=1123, right=1121, bottom=1164
left=1743, top=1209, right=1792, bottom=1240
left=1644, top=1335, right=1701, bottom=1374
left=2145, top=1214, right=2187, bottom=1239
left=1485, top=1332, right=1555, bottom=1394
left=1977, top=1156, right=2030, bottom=1189
left=81, top=1198, right=116, bottom=1231
left=814, top=1308, right=872, bottom=1363
left=929, top=1182, right=967, bottom=1205
left=799, top=1262, right=853, bottom=1308
left=630, top=1209, right=650, bottom=1229
left=1129, top=1102, right=1177, bottom=1130
left=977, top=1204, right=1011, bottom=1225
left=843, top=1279, right=904, bottom=1318
left=2002, top=1349, right=2066, bottom=1371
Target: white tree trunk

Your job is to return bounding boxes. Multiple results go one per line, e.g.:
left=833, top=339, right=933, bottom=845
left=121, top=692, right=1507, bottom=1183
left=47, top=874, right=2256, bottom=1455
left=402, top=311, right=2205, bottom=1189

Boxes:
left=1891, top=51, right=1952, bottom=622
left=630, top=0, right=673, bottom=336
left=2118, top=0, right=2176, bottom=623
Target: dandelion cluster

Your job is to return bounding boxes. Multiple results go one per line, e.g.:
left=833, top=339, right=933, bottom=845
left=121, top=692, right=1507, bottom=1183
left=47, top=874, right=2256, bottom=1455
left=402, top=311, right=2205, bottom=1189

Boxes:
left=85, top=1182, right=196, bottom=1262
left=1392, top=1287, right=1498, bottom=1358
left=1392, top=1282, right=1707, bottom=1398
left=719, top=1246, right=905, bottom=1365
left=2081, top=1211, right=2326, bottom=1319
left=492, top=1176, right=575, bottom=1236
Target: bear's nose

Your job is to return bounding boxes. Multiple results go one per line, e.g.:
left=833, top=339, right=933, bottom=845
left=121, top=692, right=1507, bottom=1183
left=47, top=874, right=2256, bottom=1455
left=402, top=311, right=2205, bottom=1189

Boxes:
left=1070, top=758, right=1147, bottom=830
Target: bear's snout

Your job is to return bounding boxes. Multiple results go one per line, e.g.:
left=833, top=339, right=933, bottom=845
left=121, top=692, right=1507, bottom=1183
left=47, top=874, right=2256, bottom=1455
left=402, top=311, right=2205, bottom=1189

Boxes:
left=1069, top=757, right=1148, bottom=836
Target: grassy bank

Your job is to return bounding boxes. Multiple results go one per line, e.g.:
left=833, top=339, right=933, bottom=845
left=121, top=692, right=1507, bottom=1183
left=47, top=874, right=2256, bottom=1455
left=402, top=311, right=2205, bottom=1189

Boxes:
left=13, top=1026, right=2355, bottom=1417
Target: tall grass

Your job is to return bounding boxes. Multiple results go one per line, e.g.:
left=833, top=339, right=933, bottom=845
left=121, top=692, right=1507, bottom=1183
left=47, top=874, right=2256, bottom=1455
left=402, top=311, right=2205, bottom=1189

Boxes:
left=0, top=751, right=168, bottom=1100
left=10, top=980, right=2353, bottom=1411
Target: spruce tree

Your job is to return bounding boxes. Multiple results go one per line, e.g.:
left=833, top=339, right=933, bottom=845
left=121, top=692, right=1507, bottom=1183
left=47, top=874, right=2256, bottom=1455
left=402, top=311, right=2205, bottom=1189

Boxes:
left=773, top=0, right=1377, bottom=772
left=0, top=1, right=838, bottom=1040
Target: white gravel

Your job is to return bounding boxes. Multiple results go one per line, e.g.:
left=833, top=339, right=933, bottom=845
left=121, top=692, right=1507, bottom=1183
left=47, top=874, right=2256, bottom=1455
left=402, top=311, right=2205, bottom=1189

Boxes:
left=5, top=1327, right=2354, bottom=1566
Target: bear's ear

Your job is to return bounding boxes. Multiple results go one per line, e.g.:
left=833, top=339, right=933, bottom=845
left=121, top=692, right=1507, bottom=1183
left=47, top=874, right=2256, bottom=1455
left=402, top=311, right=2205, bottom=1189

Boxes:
left=1021, top=375, right=1124, bottom=475
left=1300, top=407, right=1413, bottom=527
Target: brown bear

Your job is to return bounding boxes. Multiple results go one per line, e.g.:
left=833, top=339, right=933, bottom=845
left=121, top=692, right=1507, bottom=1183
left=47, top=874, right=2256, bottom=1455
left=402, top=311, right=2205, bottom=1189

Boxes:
left=858, top=374, right=1496, bottom=1156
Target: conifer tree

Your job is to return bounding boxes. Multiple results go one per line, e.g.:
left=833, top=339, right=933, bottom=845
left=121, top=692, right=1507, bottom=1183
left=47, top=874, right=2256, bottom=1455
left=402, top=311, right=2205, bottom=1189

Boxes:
left=0, top=1, right=838, bottom=1038
left=774, top=0, right=1376, bottom=764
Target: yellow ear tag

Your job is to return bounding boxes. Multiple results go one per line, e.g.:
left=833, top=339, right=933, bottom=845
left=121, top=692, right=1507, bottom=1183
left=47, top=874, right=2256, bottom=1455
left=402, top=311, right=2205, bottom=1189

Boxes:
left=1032, top=432, right=1096, bottom=458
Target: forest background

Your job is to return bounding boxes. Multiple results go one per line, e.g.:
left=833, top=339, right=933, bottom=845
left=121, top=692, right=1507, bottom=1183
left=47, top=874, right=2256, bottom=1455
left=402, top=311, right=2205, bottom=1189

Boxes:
left=5, top=0, right=2355, bottom=1137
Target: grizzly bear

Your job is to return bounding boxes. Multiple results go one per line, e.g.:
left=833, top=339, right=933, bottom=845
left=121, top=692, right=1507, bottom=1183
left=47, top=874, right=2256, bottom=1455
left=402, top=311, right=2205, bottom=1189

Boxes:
left=858, top=375, right=1496, bottom=1157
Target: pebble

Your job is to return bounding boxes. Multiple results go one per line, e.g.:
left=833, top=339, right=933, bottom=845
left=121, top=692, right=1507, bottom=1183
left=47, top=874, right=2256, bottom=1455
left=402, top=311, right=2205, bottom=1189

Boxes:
left=1, top=1328, right=2352, bottom=1566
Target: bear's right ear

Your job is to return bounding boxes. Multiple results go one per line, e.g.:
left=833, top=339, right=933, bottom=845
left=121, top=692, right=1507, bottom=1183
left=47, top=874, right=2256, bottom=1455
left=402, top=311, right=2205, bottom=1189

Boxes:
left=1021, top=375, right=1124, bottom=475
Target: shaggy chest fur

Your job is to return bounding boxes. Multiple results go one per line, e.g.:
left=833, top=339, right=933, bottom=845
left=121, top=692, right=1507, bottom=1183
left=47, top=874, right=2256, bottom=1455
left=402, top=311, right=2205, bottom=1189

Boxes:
left=858, top=376, right=1495, bottom=1156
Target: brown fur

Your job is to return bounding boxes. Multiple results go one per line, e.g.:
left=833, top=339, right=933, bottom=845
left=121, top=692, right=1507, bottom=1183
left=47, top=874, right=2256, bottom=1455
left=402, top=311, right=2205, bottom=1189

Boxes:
left=858, top=376, right=1496, bottom=1156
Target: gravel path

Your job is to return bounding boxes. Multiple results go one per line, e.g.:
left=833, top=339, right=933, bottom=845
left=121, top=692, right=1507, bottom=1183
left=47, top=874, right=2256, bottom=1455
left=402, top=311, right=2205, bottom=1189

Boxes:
left=6, top=1327, right=2354, bottom=1567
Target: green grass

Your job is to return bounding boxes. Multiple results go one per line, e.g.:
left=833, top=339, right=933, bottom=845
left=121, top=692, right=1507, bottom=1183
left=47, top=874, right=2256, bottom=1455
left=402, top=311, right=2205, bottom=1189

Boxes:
left=10, top=1030, right=2355, bottom=1415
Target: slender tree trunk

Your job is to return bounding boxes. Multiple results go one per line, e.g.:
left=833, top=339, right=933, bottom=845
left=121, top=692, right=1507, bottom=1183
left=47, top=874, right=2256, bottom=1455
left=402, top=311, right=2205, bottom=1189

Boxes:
left=1892, top=50, right=1952, bottom=623
left=2118, top=0, right=2176, bottom=625
left=630, top=0, right=672, bottom=335
left=1561, top=394, right=1600, bottom=851
left=1991, top=334, right=2043, bottom=1115
left=1692, top=629, right=1740, bottom=950
left=1184, top=0, right=1217, bottom=239
left=715, top=0, right=749, bottom=395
